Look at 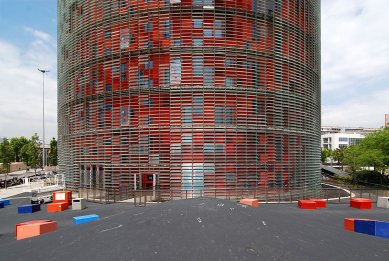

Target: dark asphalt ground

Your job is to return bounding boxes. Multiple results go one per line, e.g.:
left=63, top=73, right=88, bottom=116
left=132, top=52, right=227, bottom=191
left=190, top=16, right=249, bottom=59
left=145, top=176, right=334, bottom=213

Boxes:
left=1, top=195, right=389, bottom=261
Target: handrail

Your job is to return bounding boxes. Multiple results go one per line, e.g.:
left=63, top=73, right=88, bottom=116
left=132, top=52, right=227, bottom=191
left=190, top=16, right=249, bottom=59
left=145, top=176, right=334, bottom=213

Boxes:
left=78, top=186, right=389, bottom=205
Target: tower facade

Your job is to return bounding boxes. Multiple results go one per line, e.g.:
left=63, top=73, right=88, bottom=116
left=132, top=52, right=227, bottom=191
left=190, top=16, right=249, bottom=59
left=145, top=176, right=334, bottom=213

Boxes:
left=58, top=0, right=321, bottom=199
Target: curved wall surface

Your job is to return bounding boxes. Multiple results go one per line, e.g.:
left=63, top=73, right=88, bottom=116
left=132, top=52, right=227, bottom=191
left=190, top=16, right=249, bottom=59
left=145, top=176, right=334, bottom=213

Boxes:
left=58, top=0, right=321, bottom=199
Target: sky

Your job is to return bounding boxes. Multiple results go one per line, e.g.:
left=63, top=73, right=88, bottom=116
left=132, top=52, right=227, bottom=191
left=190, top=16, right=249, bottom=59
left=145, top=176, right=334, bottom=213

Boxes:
left=0, top=0, right=388, bottom=143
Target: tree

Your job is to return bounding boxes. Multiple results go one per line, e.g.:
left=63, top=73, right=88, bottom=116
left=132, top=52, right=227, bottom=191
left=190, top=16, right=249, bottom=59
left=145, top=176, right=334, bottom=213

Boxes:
left=343, top=128, right=389, bottom=182
left=360, top=128, right=389, bottom=173
left=321, top=148, right=332, bottom=163
left=343, top=145, right=364, bottom=173
left=19, top=142, right=30, bottom=167
left=48, top=137, right=58, bottom=166
left=20, top=134, right=40, bottom=174
left=10, top=136, right=29, bottom=162
left=0, top=138, right=14, bottom=188
left=333, top=147, right=346, bottom=170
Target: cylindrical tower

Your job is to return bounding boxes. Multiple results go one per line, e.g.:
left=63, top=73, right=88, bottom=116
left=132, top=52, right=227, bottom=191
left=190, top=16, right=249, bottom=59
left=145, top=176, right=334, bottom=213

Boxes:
left=58, top=0, right=321, bottom=199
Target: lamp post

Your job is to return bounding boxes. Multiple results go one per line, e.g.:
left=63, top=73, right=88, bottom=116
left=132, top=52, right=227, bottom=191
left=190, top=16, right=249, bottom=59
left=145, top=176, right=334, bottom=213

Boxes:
left=38, top=69, right=49, bottom=171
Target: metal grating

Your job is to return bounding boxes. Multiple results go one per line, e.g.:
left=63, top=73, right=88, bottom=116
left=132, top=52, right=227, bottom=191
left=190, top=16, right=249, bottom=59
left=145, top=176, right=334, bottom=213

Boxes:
left=58, top=0, right=321, bottom=200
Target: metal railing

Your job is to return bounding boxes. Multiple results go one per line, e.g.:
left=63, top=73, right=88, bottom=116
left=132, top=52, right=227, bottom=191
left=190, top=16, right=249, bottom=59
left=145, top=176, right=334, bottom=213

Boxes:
left=78, top=186, right=389, bottom=205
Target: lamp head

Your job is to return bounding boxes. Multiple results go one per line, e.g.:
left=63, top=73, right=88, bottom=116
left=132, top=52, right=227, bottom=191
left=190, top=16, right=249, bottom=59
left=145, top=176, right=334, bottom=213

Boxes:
left=38, top=68, right=50, bottom=73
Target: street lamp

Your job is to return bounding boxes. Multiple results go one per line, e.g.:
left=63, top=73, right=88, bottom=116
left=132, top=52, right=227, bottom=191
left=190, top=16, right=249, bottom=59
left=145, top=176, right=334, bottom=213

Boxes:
left=38, top=68, right=49, bottom=171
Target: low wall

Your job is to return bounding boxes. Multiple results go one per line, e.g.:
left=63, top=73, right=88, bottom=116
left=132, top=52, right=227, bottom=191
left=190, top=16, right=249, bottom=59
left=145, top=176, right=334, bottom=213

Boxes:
left=0, top=162, right=27, bottom=172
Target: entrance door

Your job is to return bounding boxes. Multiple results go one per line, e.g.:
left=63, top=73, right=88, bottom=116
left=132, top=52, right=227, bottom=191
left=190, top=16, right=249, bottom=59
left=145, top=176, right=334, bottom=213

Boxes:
left=134, top=173, right=156, bottom=190
left=182, top=164, right=205, bottom=197
left=142, top=174, right=154, bottom=190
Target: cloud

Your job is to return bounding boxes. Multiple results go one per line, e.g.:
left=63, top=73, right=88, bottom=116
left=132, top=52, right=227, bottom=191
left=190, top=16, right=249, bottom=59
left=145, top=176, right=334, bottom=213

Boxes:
left=24, top=27, right=55, bottom=46
left=0, top=28, right=57, bottom=143
left=322, top=88, right=389, bottom=128
left=0, top=41, right=21, bottom=66
left=322, top=0, right=389, bottom=92
left=321, top=0, right=389, bottom=127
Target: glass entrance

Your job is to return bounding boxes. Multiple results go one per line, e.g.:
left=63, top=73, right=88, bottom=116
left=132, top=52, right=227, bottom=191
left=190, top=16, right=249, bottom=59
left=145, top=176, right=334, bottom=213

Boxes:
left=181, top=163, right=214, bottom=197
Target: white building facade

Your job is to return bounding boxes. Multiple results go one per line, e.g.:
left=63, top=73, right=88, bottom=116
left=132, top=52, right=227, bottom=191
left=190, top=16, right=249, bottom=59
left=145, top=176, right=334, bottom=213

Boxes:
left=321, top=133, right=365, bottom=150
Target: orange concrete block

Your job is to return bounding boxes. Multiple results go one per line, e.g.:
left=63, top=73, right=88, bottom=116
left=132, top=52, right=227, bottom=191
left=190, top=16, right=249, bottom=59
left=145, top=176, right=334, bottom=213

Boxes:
left=298, top=200, right=317, bottom=210
left=240, top=198, right=259, bottom=208
left=309, top=199, right=327, bottom=208
left=344, top=218, right=355, bottom=232
left=16, top=220, right=57, bottom=240
left=53, top=191, right=72, bottom=205
left=47, top=202, right=69, bottom=212
left=350, top=198, right=372, bottom=210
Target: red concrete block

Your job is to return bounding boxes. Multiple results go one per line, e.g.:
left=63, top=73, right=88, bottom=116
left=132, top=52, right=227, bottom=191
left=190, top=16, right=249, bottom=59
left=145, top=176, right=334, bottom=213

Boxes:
left=298, top=200, right=317, bottom=210
left=350, top=198, right=372, bottom=210
left=47, top=202, right=69, bottom=212
left=53, top=191, right=72, bottom=205
left=16, top=220, right=57, bottom=240
left=344, top=218, right=355, bottom=232
left=309, top=199, right=327, bottom=208
left=240, top=198, right=259, bottom=208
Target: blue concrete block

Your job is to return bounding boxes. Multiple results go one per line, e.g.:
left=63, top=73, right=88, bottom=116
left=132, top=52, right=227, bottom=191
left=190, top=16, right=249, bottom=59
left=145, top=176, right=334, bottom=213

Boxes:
left=73, top=214, right=100, bottom=225
left=354, top=220, right=376, bottom=236
left=0, top=202, right=4, bottom=208
left=0, top=199, right=11, bottom=206
left=375, top=221, right=389, bottom=239
left=18, top=204, right=41, bottom=214
left=32, top=204, right=41, bottom=212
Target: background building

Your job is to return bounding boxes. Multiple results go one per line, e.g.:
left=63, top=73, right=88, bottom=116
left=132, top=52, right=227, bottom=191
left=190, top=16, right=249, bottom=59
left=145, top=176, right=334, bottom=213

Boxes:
left=321, top=133, right=364, bottom=150
left=385, top=114, right=389, bottom=127
left=321, top=126, right=380, bottom=135
left=58, top=0, right=321, bottom=199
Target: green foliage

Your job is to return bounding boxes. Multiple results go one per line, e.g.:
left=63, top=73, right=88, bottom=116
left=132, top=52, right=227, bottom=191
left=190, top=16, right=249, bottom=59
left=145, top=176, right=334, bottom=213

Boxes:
left=0, top=138, right=13, bottom=174
left=363, top=127, right=389, bottom=155
left=19, top=143, right=30, bottom=166
left=20, top=134, right=41, bottom=172
left=351, top=170, right=389, bottom=186
left=333, top=147, right=345, bottom=163
left=48, top=137, right=58, bottom=166
left=1, top=134, right=54, bottom=176
left=343, top=127, right=389, bottom=174
left=331, top=173, right=353, bottom=186
left=321, top=148, right=332, bottom=163
left=332, top=147, right=346, bottom=170
left=343, top=145, right=362, bottom=172
left=10, top=136, right=29, bottom=162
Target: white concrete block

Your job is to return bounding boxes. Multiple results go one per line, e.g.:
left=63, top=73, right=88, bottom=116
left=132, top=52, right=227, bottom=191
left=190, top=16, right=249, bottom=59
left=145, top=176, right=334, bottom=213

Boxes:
left=377, top=197, right=389, bottom=208
left=72, top=198, right=86, bottom=210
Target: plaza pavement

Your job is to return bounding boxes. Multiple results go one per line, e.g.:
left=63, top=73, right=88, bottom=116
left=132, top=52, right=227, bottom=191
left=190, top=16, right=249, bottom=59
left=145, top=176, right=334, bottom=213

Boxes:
left=0, top=196, right=389, bottom=261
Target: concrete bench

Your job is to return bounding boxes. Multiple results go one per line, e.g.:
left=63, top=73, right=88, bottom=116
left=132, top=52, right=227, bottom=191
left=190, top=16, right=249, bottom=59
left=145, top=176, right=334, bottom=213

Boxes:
left=377, top=197, right=389, bottom=209
left=53, top=191, right=72, bottom=205
left=375, top=221, right=389, bottom=239
left=344, top=218, right=356, bottom=232
left=72, top=198, right=86, bottom=210
left=73, top=214, right=100, bottom=225
left=16, top=220, right=57, bottom=240
left=309, top=199, right=326, bottom=208
left=298, top=200, right=317, bottom=210
left=239, top=198, right=259, bottom=208
left=18, top=204, right=41, bottom=214
left=345, top=218, right=389, bottom=239
left=0, top=198, right=11, bottom=206
left=47, top=202, right=69, bottom=212
left=354, top=219, right=376, bottom=236
left=350, top=198, right=372, bottom=210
